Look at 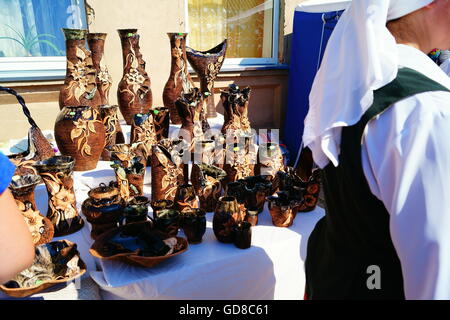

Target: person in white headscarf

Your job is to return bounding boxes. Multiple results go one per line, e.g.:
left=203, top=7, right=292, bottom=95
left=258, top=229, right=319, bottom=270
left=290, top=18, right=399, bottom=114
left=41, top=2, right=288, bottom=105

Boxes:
left=303, top=0, right=450, bottom=299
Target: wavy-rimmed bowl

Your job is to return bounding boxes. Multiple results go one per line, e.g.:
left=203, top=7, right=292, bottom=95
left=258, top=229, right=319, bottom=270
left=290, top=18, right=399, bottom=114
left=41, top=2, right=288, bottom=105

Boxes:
left=0, top=240, right=86, bottom=298
left=89, top=221, right=188, bottom=268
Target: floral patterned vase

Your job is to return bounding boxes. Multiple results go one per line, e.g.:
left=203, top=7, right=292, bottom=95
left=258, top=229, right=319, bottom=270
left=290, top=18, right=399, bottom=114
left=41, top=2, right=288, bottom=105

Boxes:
left=87, top=33, right=113, bottom=106
left=33, top=156, right=84, bottom=237
left=173, top=184, right=198, bottom=213
left=130, top=111, right=158, bottom=165
left=162, top=32, right=195, bottom=124
left=213, top=196, right=241, bottom=243
left=55, top=106, right=106, bottom=171
left=111, top=156, right=146, bottom=202
left=9, top=174, right=54, bottom=245
left=220, top=84, right=252, bottom=135
left=151, top=138, right=188, bottom=202
left=100, top=105, right=125, bottom=160
left=117, top=29, right=152, bottom=125
left=186, top=39, right=228, bottom=119
left=191, top=163, right=226, bottom=212
left=150, top=107, right=170, bottom=141
left=59, top=28, right=101, bottom=110
left=175, top=88, right=205, bottom=144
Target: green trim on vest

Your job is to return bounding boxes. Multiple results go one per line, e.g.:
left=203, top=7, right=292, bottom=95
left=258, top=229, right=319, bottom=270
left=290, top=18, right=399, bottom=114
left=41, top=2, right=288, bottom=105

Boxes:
left=305, top=67, right=450, bottom=300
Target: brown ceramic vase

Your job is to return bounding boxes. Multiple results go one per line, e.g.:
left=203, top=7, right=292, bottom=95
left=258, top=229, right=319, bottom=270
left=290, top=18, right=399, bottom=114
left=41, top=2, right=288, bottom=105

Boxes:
left=59, top=28, right=101, bottom=110
left=100, top=105, right=125, bottom=160
left=117, top=29, right=152, bottom=125
left=162, top=32, right=195, bottom=124
left=213, top=196, right=241, bottom=243
left=55, top=106, right=106, bottom=171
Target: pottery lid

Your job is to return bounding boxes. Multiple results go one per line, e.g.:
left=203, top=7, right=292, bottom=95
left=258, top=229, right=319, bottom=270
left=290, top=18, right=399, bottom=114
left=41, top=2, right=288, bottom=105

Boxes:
left=88, top=183, right=119, bottom=200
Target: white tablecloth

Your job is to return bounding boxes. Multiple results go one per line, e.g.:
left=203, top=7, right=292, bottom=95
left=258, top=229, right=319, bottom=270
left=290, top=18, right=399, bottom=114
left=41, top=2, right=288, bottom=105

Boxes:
left=0, top=115, right=325, bottom=300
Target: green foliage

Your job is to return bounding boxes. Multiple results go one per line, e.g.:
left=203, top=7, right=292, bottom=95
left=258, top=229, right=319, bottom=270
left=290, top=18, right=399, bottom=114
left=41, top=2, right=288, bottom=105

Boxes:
left=0, top=24, right=62, bottom=56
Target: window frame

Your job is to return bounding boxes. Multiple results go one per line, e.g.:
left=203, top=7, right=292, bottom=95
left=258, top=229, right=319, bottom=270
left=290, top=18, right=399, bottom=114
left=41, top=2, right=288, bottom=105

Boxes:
left=184, top=0, right=281, bottom=69
left=0, top=0, right=87, bottom=82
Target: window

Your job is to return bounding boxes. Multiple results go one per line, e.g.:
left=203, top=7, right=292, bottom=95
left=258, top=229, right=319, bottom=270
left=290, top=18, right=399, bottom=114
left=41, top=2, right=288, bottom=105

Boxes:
left=186, top=0, right=280, bottom=67
left=0, top=0, right=87, bottom=81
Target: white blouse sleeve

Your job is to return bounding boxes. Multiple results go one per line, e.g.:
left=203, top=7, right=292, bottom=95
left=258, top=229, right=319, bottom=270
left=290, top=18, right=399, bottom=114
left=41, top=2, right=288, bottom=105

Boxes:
left=361, top=91, right=450, bottom=300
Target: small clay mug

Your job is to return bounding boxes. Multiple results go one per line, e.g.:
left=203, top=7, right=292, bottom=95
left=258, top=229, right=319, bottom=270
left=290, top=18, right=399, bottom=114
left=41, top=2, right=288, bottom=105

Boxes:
left=154, top=209, right=180, bottom=237
left=233, top=221, right=252, bottom=249
left=180, top=208, right=206, bottom=244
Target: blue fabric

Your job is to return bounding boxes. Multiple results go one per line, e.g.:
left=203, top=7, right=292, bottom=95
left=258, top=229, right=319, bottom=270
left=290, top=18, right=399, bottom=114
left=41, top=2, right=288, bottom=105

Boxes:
left=283, top=10, right=342, bottom=165
left=0, top=152, right=15, bottom=194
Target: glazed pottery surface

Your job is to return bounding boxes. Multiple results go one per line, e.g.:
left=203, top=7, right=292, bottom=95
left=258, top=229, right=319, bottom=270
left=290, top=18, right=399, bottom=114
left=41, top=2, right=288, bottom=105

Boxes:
left=55, top=106, right=106, bottom=171
left=100, top=105, right=125, bottom=160
left=162, top=32, right=195, bottom=124
left=33, top=156, right=84, bottom=237
left=221, top=84, right=252, bottom=135
left=191, top=163, right=226, bottom=212
left=59, top=28, right=101, bottom=110
left=179, top=208, right=206, bottom=244
left=117, top=29, right=152, bottom=125
left=213, top=196, right=240, bottom=243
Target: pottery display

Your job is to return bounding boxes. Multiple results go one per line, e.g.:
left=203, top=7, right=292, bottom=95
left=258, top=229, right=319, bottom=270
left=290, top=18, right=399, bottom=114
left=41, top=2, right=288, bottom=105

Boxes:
left=1, top=86, right=55, bottom=176
left=153, top=209, right=180, bottom=237
left=117, top=29, right=152, bottom=125
left=232, top=221, right=252, bottom=249
left=9, top=175, right=54, bottom=245
left=220, top=84, right=252, bottom=135
left=81, top=182, right=124, bottom=239
left=173, top=184, right=198, bottom=213
left=130, top=111, right=157, bottom=164
left=59, top=28, right=101, bottom=110
left=191, top=163, right=226, bottom=212
left=33, top=156, right=84, bottom=237
left=267, top=192, right=301, bottom=228
left=100, top=105, right=125, bottom=160
left=213, top=196, right=241, bottom=243
left=186, top=39, right=228, bottom=119
left=0, top=240, right=86, bottom=298
left=175, top=88, right=204, bottom=144
left=55, top=106, right=105, bottom=171
left=162, top=32, right=195, bottom=124
left=89, top=221, right=188, bottom=268
left=150, top=106, right=170, bottom=141
left=179, top=208, right=206, bottom=244
left=151, top=138, right=188, bottom=202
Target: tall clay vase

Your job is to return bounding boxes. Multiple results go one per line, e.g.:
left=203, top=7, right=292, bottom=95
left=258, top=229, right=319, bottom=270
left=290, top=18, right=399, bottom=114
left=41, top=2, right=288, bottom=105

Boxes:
left=33, top=156, right=84, bottom=237
left=9, top=175, right=54, bottom=246
left=55, top=106, right=106, bottom=171
left=151, top=138, right=189, bottom=202
left=117, top=29, right=152, bottom=125
left=59, top=28, right=101, bottom=110
left=151, top=107, right=170, bottom=141
left=186, top=39, right=228, bottom=119
left=191, top=163, right=226, bottom=212
left=130, top=112, right=158, bottom=165
left=213, top=196, right=241, bottom=243
left=221, top=84, right=252, bottom=135
left=100, top=105, right=125, bottom=160
left=162, top=32, right=195, bottom=124
left=87, top=33, right=113, bottom=106
left=175, top=88, right=204, bottom=144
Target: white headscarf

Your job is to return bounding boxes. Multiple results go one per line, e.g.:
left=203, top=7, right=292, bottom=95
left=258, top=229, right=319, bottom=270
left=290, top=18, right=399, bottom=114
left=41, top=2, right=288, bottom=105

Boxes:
left=302, top=0, right=434, bottom=168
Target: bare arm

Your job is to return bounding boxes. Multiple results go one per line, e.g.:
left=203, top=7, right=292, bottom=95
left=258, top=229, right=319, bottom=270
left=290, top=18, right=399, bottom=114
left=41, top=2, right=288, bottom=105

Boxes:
left=0, top=188, right=35, bottom=284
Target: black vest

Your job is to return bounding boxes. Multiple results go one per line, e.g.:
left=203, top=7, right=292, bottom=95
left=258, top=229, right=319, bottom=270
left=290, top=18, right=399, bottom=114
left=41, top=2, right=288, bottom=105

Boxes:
left=305, top=67, right=450, bottom=300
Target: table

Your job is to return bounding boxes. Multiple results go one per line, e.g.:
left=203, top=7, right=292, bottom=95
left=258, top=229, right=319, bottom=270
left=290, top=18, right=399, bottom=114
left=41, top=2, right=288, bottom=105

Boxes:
left=0, top=115, right=325, bottom=300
